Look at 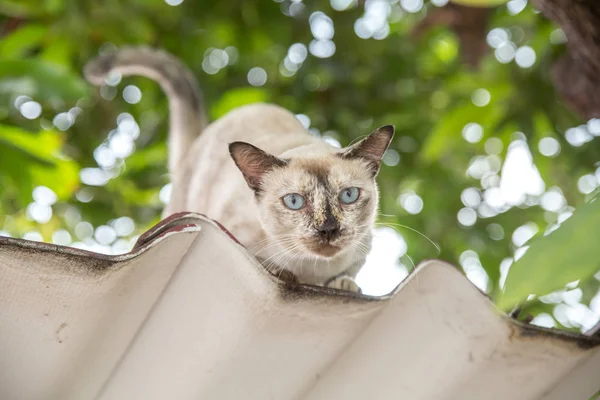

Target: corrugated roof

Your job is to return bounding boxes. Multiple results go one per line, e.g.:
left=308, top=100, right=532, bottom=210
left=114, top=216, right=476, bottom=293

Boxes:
left=1, top=213, right=599, bottom=400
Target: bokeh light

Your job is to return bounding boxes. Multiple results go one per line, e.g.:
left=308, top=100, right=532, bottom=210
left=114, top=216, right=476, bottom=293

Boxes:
left=123, top=85, right=142, bottom=104
left=248, top=67, right=268, bottom=86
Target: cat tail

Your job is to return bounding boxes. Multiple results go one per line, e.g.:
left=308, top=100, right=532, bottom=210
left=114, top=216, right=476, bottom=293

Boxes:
left=84, top=46, right=207, bottom=174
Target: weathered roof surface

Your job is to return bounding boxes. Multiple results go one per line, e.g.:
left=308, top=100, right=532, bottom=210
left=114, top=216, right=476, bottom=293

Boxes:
left=0, top=213, right=599, bottom=400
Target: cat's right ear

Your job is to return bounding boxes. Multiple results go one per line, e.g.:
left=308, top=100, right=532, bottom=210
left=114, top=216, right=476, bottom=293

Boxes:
left=340, top=125, right=394, bottom=177
left=229, top=142, right=287, bottom=192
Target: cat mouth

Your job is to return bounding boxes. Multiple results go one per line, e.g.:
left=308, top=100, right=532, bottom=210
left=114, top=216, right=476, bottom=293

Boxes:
left=309, top=243, right=341, bottom=257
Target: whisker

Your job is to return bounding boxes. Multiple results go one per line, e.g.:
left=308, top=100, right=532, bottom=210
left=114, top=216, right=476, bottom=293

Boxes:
left=252, top=237, right=298, bottom=256
left=402, top=253, right=416, bottom=271
left=261, top=246, right=291, bottom=272
left=263, top=242, right=303, bottom=276
left=280, top=246, right=303, bottom=279
left=251, top=235, right=298, bottom=251
left=275, top=244, right=304, bottom=280
left=247, top=234, right=296, bottom=251
left=375, top=222, right=441, bottom=254
left=401, top=253, right=419, bottom=293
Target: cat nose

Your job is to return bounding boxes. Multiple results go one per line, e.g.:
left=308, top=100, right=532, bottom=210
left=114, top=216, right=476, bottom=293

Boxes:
left=316, top=220, right=340, bottom=242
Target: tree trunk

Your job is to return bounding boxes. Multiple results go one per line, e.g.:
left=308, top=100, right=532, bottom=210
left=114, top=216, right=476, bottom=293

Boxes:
left=532, top=0, right=600, bottom=119
left=412, top=4, right=491, bottom=68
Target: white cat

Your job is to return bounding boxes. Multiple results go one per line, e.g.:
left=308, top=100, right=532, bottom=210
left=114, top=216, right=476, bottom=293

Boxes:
left=85, top=47, right=393, bottom=292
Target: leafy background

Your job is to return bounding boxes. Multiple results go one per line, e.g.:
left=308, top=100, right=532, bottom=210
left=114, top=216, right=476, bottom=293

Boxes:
left=0, top=0, right=599, bottom=333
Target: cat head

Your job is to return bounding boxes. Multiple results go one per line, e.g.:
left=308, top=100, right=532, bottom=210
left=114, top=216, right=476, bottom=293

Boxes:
left=229, top=125, right=394, bottom=260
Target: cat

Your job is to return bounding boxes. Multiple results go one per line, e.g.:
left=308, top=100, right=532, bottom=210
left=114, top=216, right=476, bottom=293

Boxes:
left=84, top=47, right=393, bottom=292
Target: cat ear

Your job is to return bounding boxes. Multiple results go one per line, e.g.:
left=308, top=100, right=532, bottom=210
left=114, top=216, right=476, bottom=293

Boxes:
left=341, top=125, right=394, bottom=176
left=229, top=142, right=288, bottom=191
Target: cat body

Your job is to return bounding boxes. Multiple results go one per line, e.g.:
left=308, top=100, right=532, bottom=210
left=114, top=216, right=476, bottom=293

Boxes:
left=176, top=103, right=367, bottom=285
left=85, top=47, right=393, bottom=290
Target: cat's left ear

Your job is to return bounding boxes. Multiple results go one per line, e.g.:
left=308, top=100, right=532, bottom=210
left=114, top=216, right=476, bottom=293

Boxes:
left=341, top=125, right=394, bottom=176
left=229, top=141, right=288, bottom=192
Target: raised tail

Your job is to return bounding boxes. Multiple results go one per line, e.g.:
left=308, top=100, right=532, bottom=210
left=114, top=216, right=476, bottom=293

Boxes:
left=84, top=46, right=207, bottom=174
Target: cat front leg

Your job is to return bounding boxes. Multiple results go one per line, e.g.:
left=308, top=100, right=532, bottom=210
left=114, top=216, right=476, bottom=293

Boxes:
left=324, top=274, right=362, bottom=293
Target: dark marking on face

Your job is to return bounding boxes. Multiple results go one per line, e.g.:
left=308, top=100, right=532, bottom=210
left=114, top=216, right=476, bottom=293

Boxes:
left=300, top=162, right=342, bottom=241
left=303, top=163, right=330, bottom=188
left=321, top=201, right=339, bottom=232
left=315, top=200, right=341, bottom=242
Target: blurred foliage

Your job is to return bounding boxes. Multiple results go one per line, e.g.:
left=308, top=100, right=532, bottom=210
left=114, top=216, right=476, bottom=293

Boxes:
left=498, top=194, right=600, bottom=310
left=0, top=0, right=599, bottom=331
left=450, top=0, right=508, bottom=6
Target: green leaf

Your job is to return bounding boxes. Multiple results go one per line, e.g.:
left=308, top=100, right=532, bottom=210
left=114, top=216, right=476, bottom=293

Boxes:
left=0, top=124, right=62, bottom=159
left=0, top=24, right=48, bottom=59
left=496, top=197, right=600, bottom=310
left=30, top=156, right=79, bottom=200
left=40, top=36, right=74, bottom=68
left=420, top=104, right=473, bottom=163
left=0, top=59, right=89, bottom=103
left=0, top=0, right=65, bottom=17
left=124, top=143, right=167, bottom=173
left=0, top=0, right=39, bottom=17
left=420, top=102, right=504, bottom=163
left=0, top=125, right=79, bottom=202
left=210, top=87, right=269, bottom=120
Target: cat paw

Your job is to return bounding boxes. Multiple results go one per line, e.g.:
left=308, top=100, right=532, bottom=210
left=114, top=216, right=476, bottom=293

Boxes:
left=325, top=275, right=362, bottom=293
left=277, top=269, right=298, bottom=284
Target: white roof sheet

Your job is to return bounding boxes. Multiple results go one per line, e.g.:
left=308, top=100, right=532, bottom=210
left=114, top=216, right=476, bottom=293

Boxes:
left=1, top=213, right=598, bottom=400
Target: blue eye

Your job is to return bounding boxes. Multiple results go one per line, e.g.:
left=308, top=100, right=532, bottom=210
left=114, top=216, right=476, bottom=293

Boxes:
left=282, top=193, right=305, bottom=210
left=339, top=187, right=360, bottom=204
